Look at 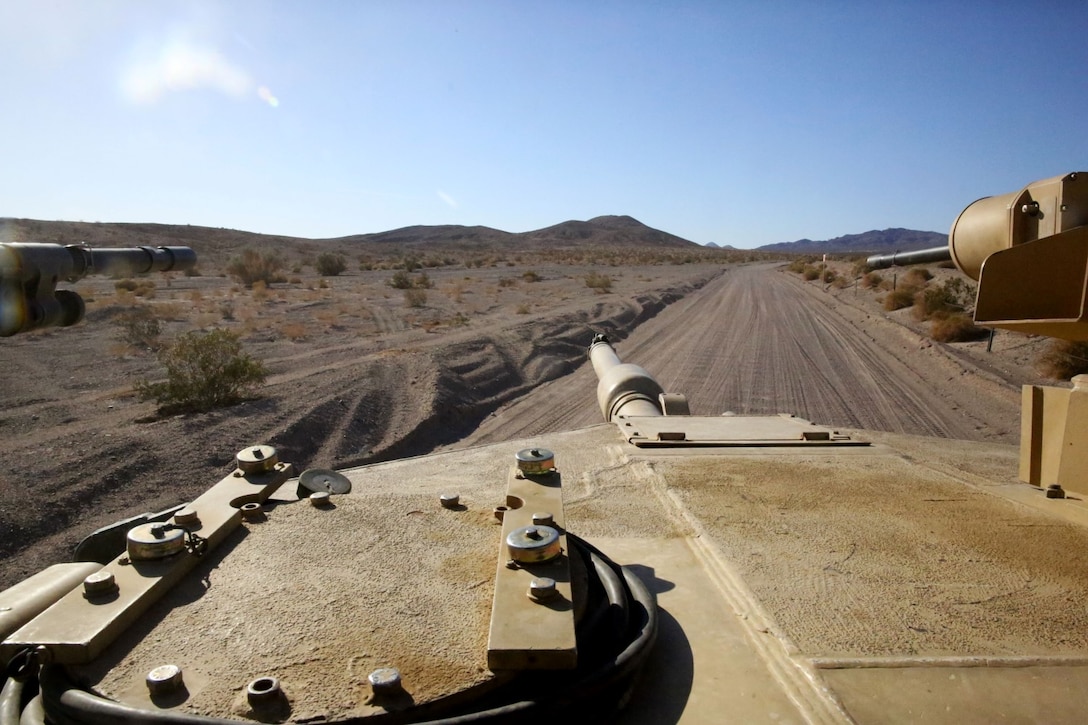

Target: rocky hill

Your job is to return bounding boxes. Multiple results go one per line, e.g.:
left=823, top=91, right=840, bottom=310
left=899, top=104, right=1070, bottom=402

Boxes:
left=757, top=228, right=947, bottom=254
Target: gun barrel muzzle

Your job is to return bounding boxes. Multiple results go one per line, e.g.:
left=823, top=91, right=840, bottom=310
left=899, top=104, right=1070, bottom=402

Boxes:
left=589, top=334, right=664, bottom=421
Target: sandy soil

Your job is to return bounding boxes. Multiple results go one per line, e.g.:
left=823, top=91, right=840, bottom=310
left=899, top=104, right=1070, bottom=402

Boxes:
left=0, top=259, right=1057, bottom=591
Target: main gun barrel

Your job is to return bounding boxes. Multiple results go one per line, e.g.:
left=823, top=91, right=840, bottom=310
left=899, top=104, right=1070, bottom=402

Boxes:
left=589, top=333, right=664, bottom=421
left=865, top=245, right=952, bottom=270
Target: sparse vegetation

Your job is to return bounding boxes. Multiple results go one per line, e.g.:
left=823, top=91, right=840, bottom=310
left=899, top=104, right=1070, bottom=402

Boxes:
left=930, top=313, right=987, bottom=342
left=404, top=288, right=427, bottom=308
left=585, top=271, right=613, bottom=291
left=115, top=306, right=162, bottom=351
left=316, top=253, right=347, bottom=276
left=883, top=287, right=917, bottom=311
left=861, top=272, right=883, bottom=289
left=522, top=270, right=542, bottom=282
left=1036, top=340, right=1088, bottom=380
left=516, top=303, right=530, bottom=314
left=136, top=329, right=267, bottom=413
left=227, top=249, right=286, bottom=288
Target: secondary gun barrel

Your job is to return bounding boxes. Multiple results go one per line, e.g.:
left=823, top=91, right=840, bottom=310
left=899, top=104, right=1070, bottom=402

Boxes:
left=865, top=245, right=952, bottom=270
left=0, top=243, right=197, bottom=337
left=589, top=333, right=664, bottom=421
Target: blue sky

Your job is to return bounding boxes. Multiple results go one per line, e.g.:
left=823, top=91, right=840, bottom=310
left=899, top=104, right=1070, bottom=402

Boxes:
left=2, top=1, right=1086, bottom=248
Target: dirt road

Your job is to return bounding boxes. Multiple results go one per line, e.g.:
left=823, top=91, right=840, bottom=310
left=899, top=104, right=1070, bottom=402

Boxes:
left=458, top=264, right=1021, bottom=446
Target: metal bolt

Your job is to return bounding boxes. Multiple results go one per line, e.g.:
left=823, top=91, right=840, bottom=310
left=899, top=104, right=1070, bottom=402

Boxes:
left=310, top=491, right=331, bottom=507
left=440, top=492, right=460, bottom=509
left=83, top=570, right=117, bottom=598
left=146, top=664, right=184, bottom=696
left=525, top=526, right=542, bottom=540
left=175, top=507, right=200, bottom=527
left=528, top=577, right=558, bottom=602
left=531, top=512, right=554, bottom=527
left=246, top=676, right=284, bottom=708
left=368, top=667, right=403, bottom=695
left=1046, top=484, right=1066, bottom=499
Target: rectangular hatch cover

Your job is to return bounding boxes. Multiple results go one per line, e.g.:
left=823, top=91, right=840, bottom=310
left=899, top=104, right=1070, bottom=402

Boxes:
left=614, top=414, right=867, bottom=448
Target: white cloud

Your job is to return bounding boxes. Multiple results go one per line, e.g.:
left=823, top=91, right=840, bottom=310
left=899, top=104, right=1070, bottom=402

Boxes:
left=437, top=190, right=458, bottom=209
left=120, top=39, right=277, bottom=107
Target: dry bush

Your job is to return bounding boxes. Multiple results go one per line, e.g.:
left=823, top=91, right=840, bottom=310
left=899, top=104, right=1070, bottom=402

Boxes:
left=1036, top=340, right=1088, bottom=380
left=802, top=266, right=820, bottom=281
left=831, top=275, right=850, bottom=289
left=114, top=306, right=162, bottom=351
left=251, top=280, right=269, bottom=301
left=316, top=253, right=347, bottom=276
left=821, top=269, right=836, bottom=284
left=136, top=329, right=266, bottom=413
left=227, top=249, right=286, bottom=288
left=280, top=322, right=309, bottom=341
left=861, top=272, right=883, bottom=289
left=585, top=271, right=613, bottom=291
left=903, top=267, right=933, bottom=286
left=883, top=287, right=917, bottom=311
left=404, top=288, right=427, bottom=308
left=522, top=270, right=542, bottom=283
left=516, top=303, right=530, bottom=315
left=912, top=278, right=974, bottom=321
left=498, top=277, right=517, bottom=288
left=930, top=313, right=987, bottom=342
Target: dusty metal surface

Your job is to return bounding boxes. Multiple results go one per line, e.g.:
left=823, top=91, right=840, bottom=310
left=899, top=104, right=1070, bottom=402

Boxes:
left=45, top=421, right=1088, bottom=723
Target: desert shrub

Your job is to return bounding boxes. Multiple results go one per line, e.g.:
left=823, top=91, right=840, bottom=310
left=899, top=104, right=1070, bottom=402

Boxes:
left=498, top=277, right=517, bottom=288
left=802, top=266, right=820, bottom=281
left=787, top=259, right=808, bottom=274
left=115, top=306, right=162, bottom=351
left=883, top=287, right=917, bottom=311
left=516, top=303, right=530, bottom=314
left=1036, top=340, right=1088, bottom=380
left=390, top=270, right=412, bottom=289
left=912, top=278, right=975, bottom=321
left=280, top=322, right=308, bottom=341
left=219, top=300, right=235, bottom=320
left=821, top=269, right=836, bottom=283
left=136, top=329, right=266, bottom=413
left=227, top=249, right=286, bottom=288
left=903, top=267, right=933, bottom=286
left=114, top=278, right=138, bottom=292
left=831, top=275, right=850, bottom=289
left=414, top=272, right=433, bottom=289
left=861, top=272, right=883, bottom=289
left=403, top=257, right=421, bottom=272
left=585, top=272, right=612, bottom=291
left=522, top=270, right=541, bottom=283
left=404, top=288, right=427, bottom=308
left=851, top=259, right=872, bottom=277
left=930, top=313, right=987, bottom=342
left=315, top=253, right=347, bottom=276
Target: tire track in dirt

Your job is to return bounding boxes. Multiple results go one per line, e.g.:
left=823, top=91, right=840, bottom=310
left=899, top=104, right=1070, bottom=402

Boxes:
left=457, top=264, right=1016, bottom=447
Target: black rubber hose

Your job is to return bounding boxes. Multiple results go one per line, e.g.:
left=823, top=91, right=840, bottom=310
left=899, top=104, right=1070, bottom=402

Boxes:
left=0, top=678, right=22, bottom=725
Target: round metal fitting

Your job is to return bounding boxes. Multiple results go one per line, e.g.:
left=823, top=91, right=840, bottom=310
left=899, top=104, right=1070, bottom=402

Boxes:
left=368, top=667, right=403, bottom=695
left=309, top=491, right=331, bottom=507
left=493, top=505, right=508, bottom=522
left=174, top=507, right=200, bottom=527
left=83, top=570, right=117, bottom=598
left=240, top=502, right=263, bottom=521
left=440, top=492, right=461, bottom=509
left=531, top=511, right=554, bottom=527
left=515, top=448, right=555, bottom=475
left=1046, top=484, right=1066, bottom=499
left=299, top=468, right=352, bottom=495
left=528, top=577, right=558, bottom=602
left=246, top=676, right=283, bottom=708
left=506, top=525, right=562, bottom=563
left=235, top=445, right=279, bottom=474
left=146, top=664, right=184, bottom=696
left=126, top=523, right=186, bottom=561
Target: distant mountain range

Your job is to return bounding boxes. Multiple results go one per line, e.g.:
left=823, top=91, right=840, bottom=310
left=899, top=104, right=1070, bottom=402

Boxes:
left=2, top=216, right=944, bottom=259
left=755, top=228, right=947, bottom=254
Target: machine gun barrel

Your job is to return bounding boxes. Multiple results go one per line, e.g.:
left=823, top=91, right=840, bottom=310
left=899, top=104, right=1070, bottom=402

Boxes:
left=865, top=245, right=952, bottom=270
left=0, top=243, right=197, bottom=337
left=589, top=333, right=665, bottom=421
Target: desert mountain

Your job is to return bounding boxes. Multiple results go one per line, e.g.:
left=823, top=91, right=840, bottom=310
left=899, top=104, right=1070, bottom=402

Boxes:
left=757, top=228, right=947, bottom=254
left=0, top=215, right=700, bottom=262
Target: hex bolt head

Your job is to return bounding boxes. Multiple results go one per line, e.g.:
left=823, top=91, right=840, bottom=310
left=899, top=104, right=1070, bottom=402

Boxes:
left=246, top=676, right=284, bottom=708
left=528, top=577, right=558, bottom=602
left=310, top=491, right=331, bottom=507
left=440, top=492, right=460, bottom=509
left=83, top=570, right=118, bottom=598
left=146, top=664, right=184, bottom=696
left=531, top=512, right=554, bottom=527
left=1046, top=484, right=1067, bottom=499
left=368, top=667, right=403, bottom=695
